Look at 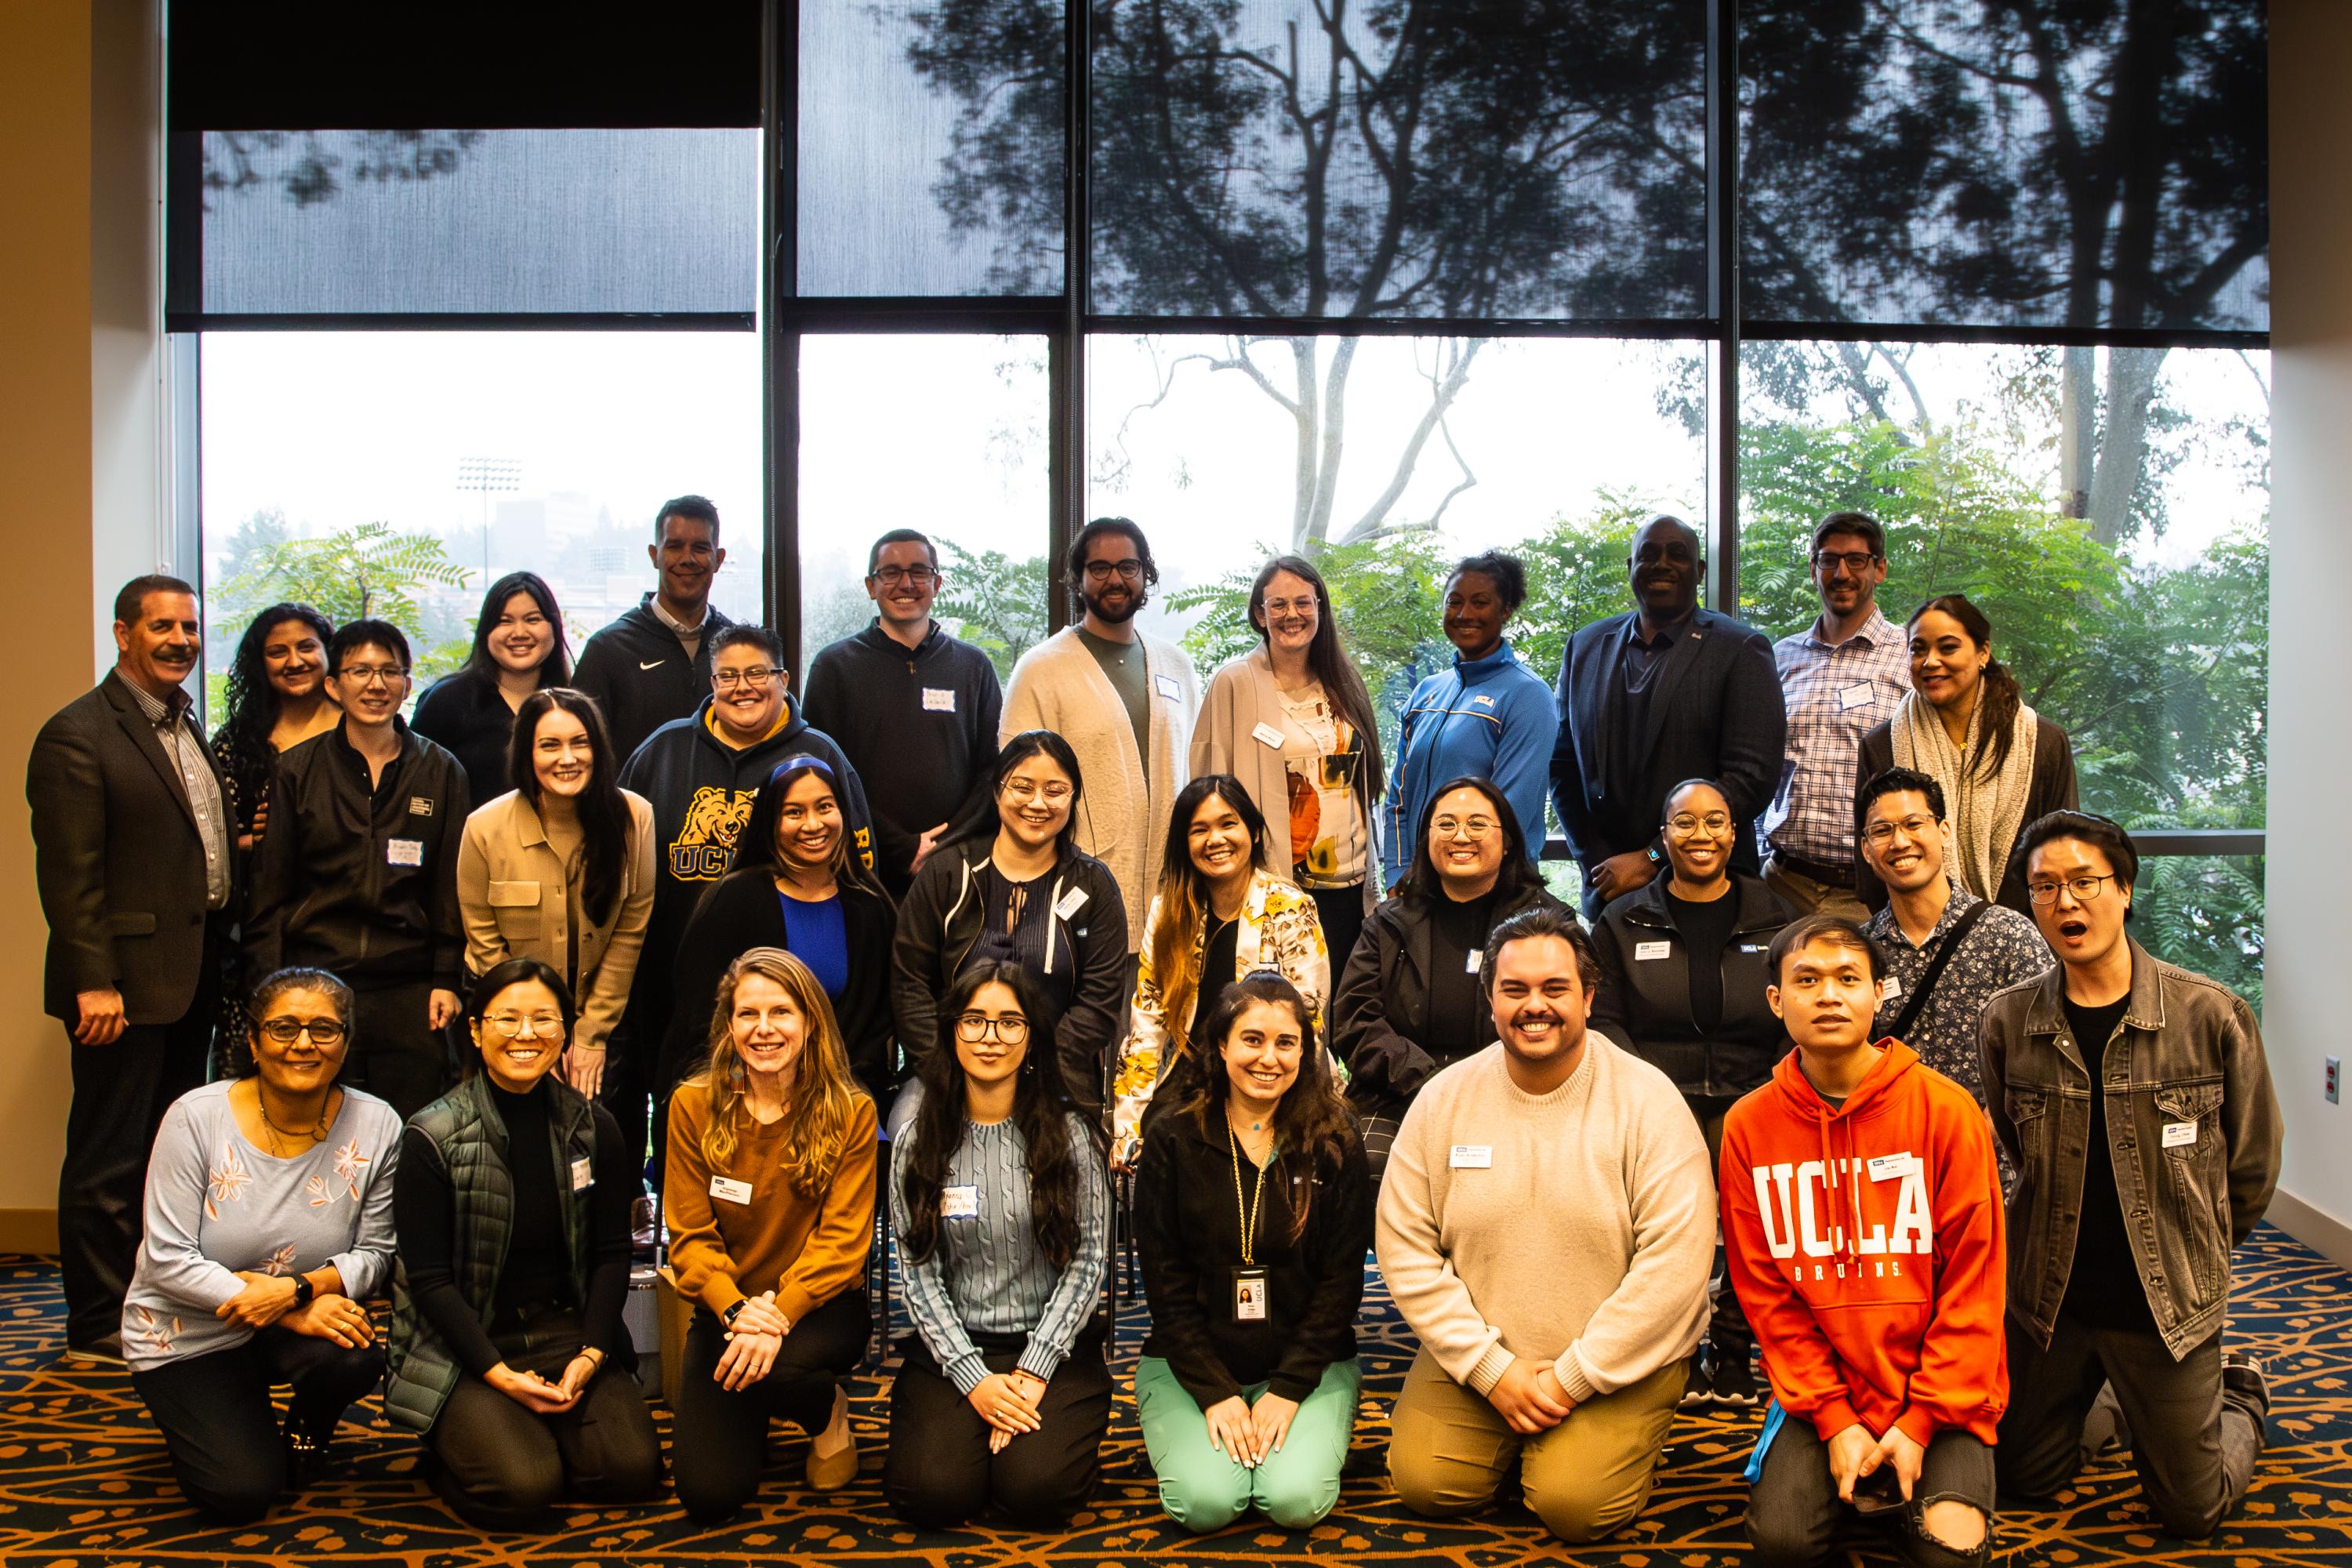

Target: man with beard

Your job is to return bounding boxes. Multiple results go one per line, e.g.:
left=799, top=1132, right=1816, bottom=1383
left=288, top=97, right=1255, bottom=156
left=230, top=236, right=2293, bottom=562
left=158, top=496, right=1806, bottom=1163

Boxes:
left=28, top=576, right=234, bottom=1360
left=572, top=495, right=737, bottom=764
left=1376, top=906, right=1714, bottom=1543
left=1001, top=516, right=1198, bottom=957
left=1550, top=514, right=1786, bottom=918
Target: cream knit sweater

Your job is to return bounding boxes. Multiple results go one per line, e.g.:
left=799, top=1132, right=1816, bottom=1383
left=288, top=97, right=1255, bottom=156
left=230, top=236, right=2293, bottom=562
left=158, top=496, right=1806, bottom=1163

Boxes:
left=1375, top=1036, right=1714, bottom=1403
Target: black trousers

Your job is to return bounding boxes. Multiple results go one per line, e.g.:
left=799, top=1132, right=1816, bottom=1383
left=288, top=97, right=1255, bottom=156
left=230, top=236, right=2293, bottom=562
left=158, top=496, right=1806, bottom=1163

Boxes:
left=1690, top=1095, right=1755, bottom=1367
left=424, top=1304, right=662, bottom=1530
left=1308, top=886, right=1368, bottom=978
left=670, top=1286, right=871, bottom=1522
left=884, top=1330, right=1112, bottom=1530
left=129, top=1323, right=383, bottom=1523
left=346, top=979, right=452, bottom=1123
left=1748, top=1419, right=1996, bottom=1568
left=1998, top=1314, right=2265, bottom=1540
left=60, top=927, right=217, bottom=1348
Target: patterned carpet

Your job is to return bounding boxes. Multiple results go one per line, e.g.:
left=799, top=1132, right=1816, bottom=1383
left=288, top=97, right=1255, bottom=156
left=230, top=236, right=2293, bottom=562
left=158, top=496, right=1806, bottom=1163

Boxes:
left=4, top=1225, right=2350, bottom=1566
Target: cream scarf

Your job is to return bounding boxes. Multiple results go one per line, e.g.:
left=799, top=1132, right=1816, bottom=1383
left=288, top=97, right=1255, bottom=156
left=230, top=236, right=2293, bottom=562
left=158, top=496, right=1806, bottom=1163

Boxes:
left=1890, top=688, right=2038, bottom=901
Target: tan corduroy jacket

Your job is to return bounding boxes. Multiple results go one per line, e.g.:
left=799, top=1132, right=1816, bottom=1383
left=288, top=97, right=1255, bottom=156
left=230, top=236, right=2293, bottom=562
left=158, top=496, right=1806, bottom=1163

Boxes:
left=455, top=788, right=656, bottom=1053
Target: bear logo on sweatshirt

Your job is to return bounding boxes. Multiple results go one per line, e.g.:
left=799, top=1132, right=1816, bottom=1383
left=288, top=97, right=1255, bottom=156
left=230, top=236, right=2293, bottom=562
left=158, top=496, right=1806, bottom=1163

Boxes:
left=670, top=786, right=757, bottom=880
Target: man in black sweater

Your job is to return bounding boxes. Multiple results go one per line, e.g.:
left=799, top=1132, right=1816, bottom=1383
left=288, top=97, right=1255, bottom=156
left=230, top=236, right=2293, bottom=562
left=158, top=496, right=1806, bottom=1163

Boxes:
left=572, top=495, right=739, bottom=765
left=803, top=528, right=1003, bottom=898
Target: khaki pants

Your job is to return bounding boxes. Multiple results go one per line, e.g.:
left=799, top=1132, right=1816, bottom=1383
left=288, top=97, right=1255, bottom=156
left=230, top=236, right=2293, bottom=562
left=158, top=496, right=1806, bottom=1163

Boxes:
left=1763, top=855, right=1870, bottom=921
left=1388, top=1348, right=1687, bottom=1543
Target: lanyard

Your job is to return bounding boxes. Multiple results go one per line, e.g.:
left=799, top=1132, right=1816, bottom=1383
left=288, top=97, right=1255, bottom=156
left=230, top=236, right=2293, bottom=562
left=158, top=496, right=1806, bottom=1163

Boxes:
left=1228, top=1123, right=1270, bottom=1265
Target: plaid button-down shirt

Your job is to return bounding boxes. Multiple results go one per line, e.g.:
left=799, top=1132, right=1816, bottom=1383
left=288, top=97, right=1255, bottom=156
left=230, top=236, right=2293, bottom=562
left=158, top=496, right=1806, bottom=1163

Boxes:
left=125, top=675, right=232, bottom=909
left=1765, top=608, right=1911, bottom=869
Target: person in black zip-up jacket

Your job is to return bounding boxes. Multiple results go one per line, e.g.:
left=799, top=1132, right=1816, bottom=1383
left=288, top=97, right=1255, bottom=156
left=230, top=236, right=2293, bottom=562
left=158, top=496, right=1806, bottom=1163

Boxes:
left=889, top=731, right=1127, bottom=1123
left=571, top=498, right=739, bottom=767
left=1588, top=777, right=1793, bottom=1407
left=245, top=620, right=471, bottom=1120
left=1131, top=971, right=1370, bottom=1534
left=803, top=529, right=1004, bottom=898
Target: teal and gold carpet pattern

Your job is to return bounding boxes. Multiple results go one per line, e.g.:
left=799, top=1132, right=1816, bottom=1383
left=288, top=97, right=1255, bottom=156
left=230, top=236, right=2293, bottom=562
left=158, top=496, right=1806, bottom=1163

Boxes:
left=3, top=1224, right=2350, bottom=1565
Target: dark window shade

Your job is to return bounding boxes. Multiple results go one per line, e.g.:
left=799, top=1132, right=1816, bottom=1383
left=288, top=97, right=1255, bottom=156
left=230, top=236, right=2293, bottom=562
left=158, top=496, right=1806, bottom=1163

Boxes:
left=171, top=129, right=758, bottom=323
left=1740, top=0, right=2267, bottom=336
left=1083, top=0, right=1708, bottom=321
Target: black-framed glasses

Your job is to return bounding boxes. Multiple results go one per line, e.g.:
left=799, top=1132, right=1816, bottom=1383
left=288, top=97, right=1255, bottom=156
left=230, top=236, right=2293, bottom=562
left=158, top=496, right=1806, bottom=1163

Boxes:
left=712, top=666, right=782, bottom=689
left=870, top=564, right=939, bottom=586
left=1082, top=558, right=1145, bottom=583
left=256, top=1017, right=346, bottom=1046
left=2027, top=873, right=2118, bottom=906
left=337, top=664, right=408, bottom=687
left=1813, top=550, right=1882, bottom=572
left=956, top=1013, right=1030, bottom=1044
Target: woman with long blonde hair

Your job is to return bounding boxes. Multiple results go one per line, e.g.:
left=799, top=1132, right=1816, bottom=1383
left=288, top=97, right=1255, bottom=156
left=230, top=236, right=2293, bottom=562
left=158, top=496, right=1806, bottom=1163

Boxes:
left=664, top=947, right=877, bottom=1520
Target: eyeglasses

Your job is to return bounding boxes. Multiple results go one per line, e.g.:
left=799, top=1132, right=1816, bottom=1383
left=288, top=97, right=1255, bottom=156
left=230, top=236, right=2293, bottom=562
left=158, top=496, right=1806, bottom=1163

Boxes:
left=1082, top=559, right=1145, bottom=583
left=1863, top=815, right=1940, bottom=844
left=1432, top=815, right=1496, bottom=839
left=1668, top=811, right=1732, bottom=836
left=870, top=564, right=939, bottom=586
left=1001, top=779, right=1073, bottom=804
left=484, top=1012, right=565, bottom=1038
left=2028, top=873, right=2118, bottom=906
left=956, top=1014, right=1030, bottom=1044
left=1261, top=596, right=1318, bottom=618
left=338, top=664, right=408, bottom=687
left=257, top=1018, right=346, bottom=1046
left=712, top=666, right=781, bottom=689
left=1813, top=550, right=1882, bottom=573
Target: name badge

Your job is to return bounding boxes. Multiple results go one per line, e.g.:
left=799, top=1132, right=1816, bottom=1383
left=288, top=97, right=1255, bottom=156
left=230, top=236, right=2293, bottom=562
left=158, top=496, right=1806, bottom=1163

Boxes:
left=1879, top=975, right=1904, bottom=1003
left=922, top=687, right=956, bottom=713
left=1465, top=949, right=1482, bottom=974
left=1867, top=1152, right=1916, bottom=1182
left=1232, top=1265, right=1269, bottom=1323
left=1635, top=940, right=1671, bottom=961
left=1739, top=942, right=1770, bottom=954
left=1251, top=721, right=1287, bottom=750
left=2162, top=1120, right=2199, bottom=1149
left=710, top=1175, right=753, bottom=1204
left=408, top=795, right=434, bottom=817
left=1449, top=1145, right=1492, bottom=1169
left=387, top=838, right=424, bottom=867
left=942, top=1184, right=981, bottom=1219
left=1838, top=681, right=1877, bottom=712
left=571, top=1157, right=594, bottom=1192
left=1155, top=673, right=1183, bottom=702
left=1053, top=886, right=1090, bottom=920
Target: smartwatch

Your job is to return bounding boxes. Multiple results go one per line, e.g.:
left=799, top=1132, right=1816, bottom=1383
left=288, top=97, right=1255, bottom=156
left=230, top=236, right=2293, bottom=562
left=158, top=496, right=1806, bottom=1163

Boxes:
left=291, top=1274, right=315, bottom=1309
left=1644, top=841, right=1665, bottom=867
left=722, top=1298, right=748, bottom=1329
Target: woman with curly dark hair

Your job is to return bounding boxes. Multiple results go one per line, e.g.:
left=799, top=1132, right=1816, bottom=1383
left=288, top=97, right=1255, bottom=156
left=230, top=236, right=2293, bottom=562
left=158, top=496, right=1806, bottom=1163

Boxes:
left=210, top=603, right=338, bottom=850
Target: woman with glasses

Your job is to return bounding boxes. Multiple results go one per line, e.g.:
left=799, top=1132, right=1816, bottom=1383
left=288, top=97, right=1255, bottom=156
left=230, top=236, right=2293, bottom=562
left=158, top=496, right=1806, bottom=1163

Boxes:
left=885, top=960, right=1113, bottom=1529
left=1189, top=555, right=1386, bottom=971
left=1332, top=778, right=1564, bottom=1181
left=890, top=730, right=1128, bottom=1123
left=123, top=967, right=400, bottom=1522
left=1854, top=593, right=2078, bottom=915
left=383, top=959, right=659, bottom=1530
left=665, top=756, right=898, bottom=1104
left=1132, top=971, right=1370, bottom=1534
left=457, top=688, right=655, bottom=1102
left=415, top=572, right=575, bottom=806
left=1109, top=775, right=1330, bottom=1169
left=665, top=948, right=877, bottom=1519
left=1589, top=777, right=1791, bottom=1409
left=1380, top=552, right=1553, bottom=897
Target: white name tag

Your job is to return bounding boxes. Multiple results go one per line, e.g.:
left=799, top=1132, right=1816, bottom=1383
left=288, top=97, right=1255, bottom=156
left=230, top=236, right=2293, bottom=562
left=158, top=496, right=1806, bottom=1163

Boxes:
left=1155, top=673, right=1183, bottom=701
left=2162, top=1120, right=2198, bottom=1149
left=710, top=1175, right=753, bottom=1204
left=571, top=1157, right=594, bottom=1192
left=1879, top=975, right=1904, bottom=1003
left=1053, top=886, right=1089, bottom=920
left=942, top=1184, right=980, bottom=1218
left=387, top=838, right=424, bottom=867
left=1251, top=721, right=1287, bottom=750
left=1635, top=940, right=1671, bottom=961
left=1465, top=949, right=1482, bottom=974
left=1838, top=681, right=1877, bottom=712
left=1449, top=1145, right=1492, bottom=1169
left=922, top=687, right=956, bottom=713
left=1867, top=1152, right=1916, bottom=1181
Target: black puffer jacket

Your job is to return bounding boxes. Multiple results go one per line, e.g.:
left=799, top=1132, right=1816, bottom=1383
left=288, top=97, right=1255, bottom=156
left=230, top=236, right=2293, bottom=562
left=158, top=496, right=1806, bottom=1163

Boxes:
left=1588, top=872, right=1793, bottom=1098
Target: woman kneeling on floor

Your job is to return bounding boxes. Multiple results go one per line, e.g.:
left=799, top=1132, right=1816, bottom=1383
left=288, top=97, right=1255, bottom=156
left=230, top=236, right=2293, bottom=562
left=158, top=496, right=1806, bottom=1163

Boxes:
left=886, top=959, right=1113, bottom=1529
left=1133, top=970, right=1371, bottom=1532
left=666, top=946, right=877, bottom=1521
left=383, top=958, right=661, bottom=1529
left=125, top=966, right=401, bottom=1522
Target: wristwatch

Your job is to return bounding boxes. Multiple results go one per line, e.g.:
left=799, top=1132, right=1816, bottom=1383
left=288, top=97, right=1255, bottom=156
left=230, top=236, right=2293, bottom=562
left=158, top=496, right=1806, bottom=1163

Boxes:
left=722, top=1298, right=748, bottom=1329
left=1644, top=840, right=1665, bottom=867
left=290, top=1274, right=315, bottom=1308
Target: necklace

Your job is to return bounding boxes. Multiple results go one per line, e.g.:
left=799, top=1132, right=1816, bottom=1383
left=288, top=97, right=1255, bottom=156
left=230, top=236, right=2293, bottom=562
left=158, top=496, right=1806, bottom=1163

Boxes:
left=256, top=1083, right=334, bottom=1152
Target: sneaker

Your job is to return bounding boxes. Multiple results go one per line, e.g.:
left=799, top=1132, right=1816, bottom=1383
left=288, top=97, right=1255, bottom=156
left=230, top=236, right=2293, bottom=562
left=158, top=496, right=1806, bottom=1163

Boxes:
left=2222, top=1349, right=2270, bottom=1421
left=1710, top=1353, right=1761, bottom=1409
left=61, top=1334, right=125, bottom=1367
left=1681, top=1356, right=1715, bottom=1407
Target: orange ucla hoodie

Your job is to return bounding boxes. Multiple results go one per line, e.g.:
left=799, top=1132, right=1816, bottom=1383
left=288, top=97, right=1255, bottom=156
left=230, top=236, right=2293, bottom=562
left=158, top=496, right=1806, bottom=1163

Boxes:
left=1719, top=1040, right=2008, bottom=1446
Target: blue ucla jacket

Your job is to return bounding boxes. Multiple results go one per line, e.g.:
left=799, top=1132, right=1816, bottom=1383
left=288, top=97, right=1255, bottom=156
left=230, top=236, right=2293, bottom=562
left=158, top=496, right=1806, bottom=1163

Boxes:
left=1380, top=640, right=1554, bottom=891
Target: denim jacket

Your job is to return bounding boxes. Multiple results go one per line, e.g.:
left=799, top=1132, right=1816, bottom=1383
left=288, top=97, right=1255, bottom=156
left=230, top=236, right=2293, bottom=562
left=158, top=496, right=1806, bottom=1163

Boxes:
left=1977, top=938, right=2280, bottom=1360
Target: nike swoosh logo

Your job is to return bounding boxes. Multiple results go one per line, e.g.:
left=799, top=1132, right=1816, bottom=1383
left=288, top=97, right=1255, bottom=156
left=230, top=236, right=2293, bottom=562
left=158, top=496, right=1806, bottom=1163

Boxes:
left=639, top=659, right=666, bottom=670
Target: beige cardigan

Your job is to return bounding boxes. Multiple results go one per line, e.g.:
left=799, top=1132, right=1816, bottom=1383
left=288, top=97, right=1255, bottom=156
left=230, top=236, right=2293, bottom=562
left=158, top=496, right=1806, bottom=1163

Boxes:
left=1189, top=644, right=1379, bottom=912
left=456, top=788, right=657, bottom=1054
left=1001, top=626, right=1200, bottom=951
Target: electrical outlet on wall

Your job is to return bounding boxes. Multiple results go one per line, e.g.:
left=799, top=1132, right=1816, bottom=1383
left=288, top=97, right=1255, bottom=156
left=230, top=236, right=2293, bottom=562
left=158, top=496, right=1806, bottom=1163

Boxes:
left=2329, top=1056, right=2342, bottom=1105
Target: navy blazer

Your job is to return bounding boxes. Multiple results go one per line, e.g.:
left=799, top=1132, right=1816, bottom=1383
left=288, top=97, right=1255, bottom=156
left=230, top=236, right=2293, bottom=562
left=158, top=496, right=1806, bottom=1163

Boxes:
left=1548, top=605, right=1787, bottom=887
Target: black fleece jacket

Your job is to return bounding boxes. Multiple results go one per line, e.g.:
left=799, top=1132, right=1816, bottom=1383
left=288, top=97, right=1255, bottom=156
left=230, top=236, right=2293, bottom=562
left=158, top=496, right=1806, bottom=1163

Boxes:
left=1134, top=1108, right=1370, bottom=1406
left=1588, top=872, right=1795, bottom=1098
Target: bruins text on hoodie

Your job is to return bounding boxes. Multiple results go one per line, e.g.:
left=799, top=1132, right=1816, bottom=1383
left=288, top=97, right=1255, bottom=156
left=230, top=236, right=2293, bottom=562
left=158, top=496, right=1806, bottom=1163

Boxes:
left=1719, top=1039, right=2008, bottom=1446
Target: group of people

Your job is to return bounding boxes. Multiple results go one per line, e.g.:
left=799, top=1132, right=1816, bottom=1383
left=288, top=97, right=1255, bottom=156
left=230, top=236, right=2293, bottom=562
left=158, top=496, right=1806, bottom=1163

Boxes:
left=24, top=497, right=2280, bottom=1561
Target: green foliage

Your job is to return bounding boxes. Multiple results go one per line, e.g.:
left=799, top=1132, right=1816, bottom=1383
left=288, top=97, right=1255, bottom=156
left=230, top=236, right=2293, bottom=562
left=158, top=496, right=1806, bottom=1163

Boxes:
left=214, top=520, right=474, bottom=636
left=936, top=539, right=1049, bottom=681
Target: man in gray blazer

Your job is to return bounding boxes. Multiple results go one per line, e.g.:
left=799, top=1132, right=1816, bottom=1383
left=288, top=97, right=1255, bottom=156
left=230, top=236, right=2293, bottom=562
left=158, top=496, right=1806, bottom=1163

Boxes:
left=27, top=575, right=233, bottom=1361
